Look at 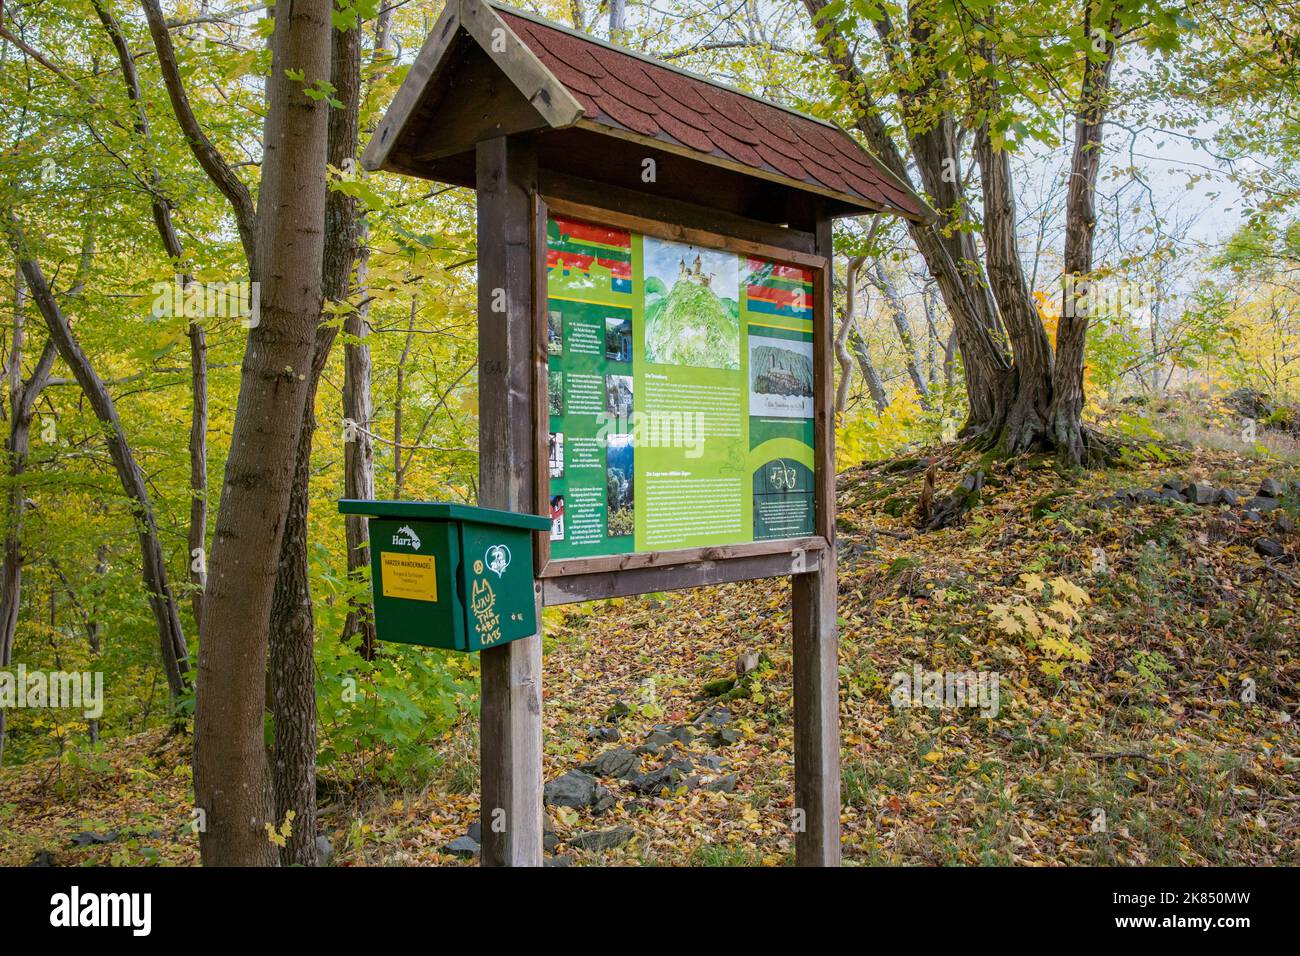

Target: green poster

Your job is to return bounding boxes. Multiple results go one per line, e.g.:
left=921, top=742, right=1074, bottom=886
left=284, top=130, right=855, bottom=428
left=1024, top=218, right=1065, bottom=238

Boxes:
left=546, top=215, right=815, bottom=559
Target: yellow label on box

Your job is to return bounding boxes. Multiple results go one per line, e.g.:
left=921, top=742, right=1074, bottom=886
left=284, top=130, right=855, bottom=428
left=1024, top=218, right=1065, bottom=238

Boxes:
left=381, top=552, right=438, bottom=602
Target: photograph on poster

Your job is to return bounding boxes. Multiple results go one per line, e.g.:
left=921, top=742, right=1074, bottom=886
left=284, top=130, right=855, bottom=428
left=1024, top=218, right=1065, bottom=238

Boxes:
left=548, top=309, right=563, bottom=355
left=550, top=494, right=565, bottom=542
left=548, top=431, right=564, bottom=479
left=604, top=316, right=632, bottom=362
left=749, top=336, right=814, bottom=418
left=605, top=433, right=634, bottom=537
left=605, top=374, right=633, bottom=418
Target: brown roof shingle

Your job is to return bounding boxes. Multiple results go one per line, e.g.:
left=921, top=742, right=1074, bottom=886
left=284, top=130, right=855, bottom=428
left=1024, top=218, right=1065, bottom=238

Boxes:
left=496, top=6, right=925, bottom=220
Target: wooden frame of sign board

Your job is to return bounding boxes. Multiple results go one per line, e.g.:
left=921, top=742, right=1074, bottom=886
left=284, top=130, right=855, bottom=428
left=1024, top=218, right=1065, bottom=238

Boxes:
left=532, top=190, right=835, bottom=607
left=362, top=0, right=931, bottom=870
left=426, top=137, right=842, bottom=869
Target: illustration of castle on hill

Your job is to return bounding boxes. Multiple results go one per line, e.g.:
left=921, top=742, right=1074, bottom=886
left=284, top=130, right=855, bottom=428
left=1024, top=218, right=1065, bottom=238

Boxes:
left=677, top=254, right=714, bottom=290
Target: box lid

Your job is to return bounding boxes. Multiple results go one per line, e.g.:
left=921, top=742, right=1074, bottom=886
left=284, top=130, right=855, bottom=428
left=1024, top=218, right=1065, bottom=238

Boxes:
left=338, top=498, right=551, bottom=532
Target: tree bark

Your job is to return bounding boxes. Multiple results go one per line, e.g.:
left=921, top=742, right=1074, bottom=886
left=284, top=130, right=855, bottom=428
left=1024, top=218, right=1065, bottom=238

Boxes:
left=341, top=11, right=388, bottom=659
left=192, top=0, right=331, bottom=867
left=0, top=272, right=56, bottom=764
left=835, top=255, right=866, bottom=413
left=973, top=119, right=1055, bottom=453
left=1050, top=4, right=1119, bottom=464
left=267, top=13, right=363, bottom=866
left=871, top=261, right=931, bottom=409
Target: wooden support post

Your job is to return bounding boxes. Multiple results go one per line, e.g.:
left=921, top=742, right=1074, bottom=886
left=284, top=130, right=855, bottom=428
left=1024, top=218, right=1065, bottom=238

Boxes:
left=476, top=135, right=544, bottom=867
left=791, top=208, right=840, bottom=866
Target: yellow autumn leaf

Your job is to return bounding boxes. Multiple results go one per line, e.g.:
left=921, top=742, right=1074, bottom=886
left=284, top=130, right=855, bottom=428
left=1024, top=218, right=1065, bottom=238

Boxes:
left=1046, top=599, right=1080, bottom=622
left=1020, top=573, right=1046, bottom=594
left=1013, top=605, right=1042, bottom=637
left=1051, top=576, right=1090, bottom=605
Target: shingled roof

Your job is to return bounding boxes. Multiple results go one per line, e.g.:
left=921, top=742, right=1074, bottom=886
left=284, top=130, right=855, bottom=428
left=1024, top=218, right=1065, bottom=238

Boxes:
left=363, top=0, right=929, bottom=222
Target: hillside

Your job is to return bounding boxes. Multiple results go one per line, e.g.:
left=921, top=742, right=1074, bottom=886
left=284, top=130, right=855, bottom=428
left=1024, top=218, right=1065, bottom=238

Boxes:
left=2, top=445, right=1295, bottom=867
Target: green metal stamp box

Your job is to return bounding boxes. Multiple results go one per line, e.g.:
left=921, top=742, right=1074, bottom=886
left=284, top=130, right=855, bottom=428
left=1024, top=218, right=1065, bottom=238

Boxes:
left=338, top=500, right=550, bottom=652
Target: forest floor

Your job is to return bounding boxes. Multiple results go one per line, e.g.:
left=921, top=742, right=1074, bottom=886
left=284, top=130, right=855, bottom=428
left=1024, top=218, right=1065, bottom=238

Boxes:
left=2, top=434, right=1297, bottom=867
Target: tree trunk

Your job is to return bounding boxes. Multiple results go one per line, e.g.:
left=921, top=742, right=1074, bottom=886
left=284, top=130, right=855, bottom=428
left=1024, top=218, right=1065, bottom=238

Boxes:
left=192, top=0, right=331, bottom=867
left=6, top=225, right=190, bottom=704
left=1050, top=5, right=1118, bottom=465
left=803, top=0, right=1110, bottom=463
left=0, top=272, right=56, bottom=764
left=392, top=300, right=416, bottom=499
left=341, top=12, right=388, bottom=659
left=871, top=261, right=931, bottom=409
left=835, top=255, right=866, bottom=412
left=847, top=326, right=889, bottom=412
left=973, top=118, right=1055, bottom=454
left=267, top=14, right=362, bottom=866
left=801, top=0, right=1013, bottom=434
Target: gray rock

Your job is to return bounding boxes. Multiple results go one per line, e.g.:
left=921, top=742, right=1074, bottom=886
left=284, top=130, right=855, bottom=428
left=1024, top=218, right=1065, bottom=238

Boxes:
left=1245, top=496, right=1279, bottom=513
left=1277, top=515, right=1296, bottom=534
left=642, top=725, right=693, bottom=751
left=586, top=726, right=620, bottom=743
left=628, top=765, right=683, bottom=795
left=316, top=835, right=334, bottom=866
left=579, top=747, right=641, bottom=780
left=704, top=773, right=739, bottom=793
left=544, top=831, right=561, bottom=853
left=544, top=855, right=573, bottom=867
left=708, top=727, right=742, bottom=747
left=71, top=830, right=118, bottom=847
left=1255, top=538, right=1284, bottom=558
left=696, top=754, right=725, bottom=772
left=27, top=850, right=54, bottom=867
left=640, top=730, right=675, bottom=751
left=1218, top=488, right=1239, bottom=507
left=1259, top=477, right=1284, bottom=497
left=443, top=835, right=480, bottom=858
left=544, top=770, right=610, bottom=809
left=1243, top=510, right=1264, bottom=524
left=693, top=707, right=732, bottom=728
left=467, top=822, right=482, bottom=843
left=568, top=826, right=635, bottom=851
left=1156, top=489, right=1186, bottom=504
left=660, top=724, right=695, bottom=744
left=1190, top=482, right=1218, bottom=505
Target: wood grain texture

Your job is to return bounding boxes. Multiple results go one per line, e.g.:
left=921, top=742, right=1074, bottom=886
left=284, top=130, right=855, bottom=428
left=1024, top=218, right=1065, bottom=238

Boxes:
left=460, top=0, right=583, bottom=129
left=540, top=536, right=828, bottom=579
left=789, top=205, right=840, bottom=866
left=360, top=0, right=460, bottom=171
left=543, top=548, right=821, bottom=606
left=477, top=136, right=544, bottom=867
left=537, top=171, right=818, bottom=254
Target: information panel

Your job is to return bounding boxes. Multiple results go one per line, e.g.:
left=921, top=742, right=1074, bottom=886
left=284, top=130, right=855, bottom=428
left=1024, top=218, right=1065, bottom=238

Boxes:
left=545, top=215, right=816, bottom=560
